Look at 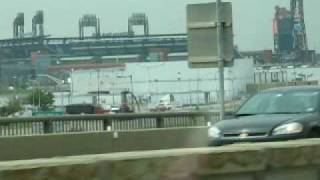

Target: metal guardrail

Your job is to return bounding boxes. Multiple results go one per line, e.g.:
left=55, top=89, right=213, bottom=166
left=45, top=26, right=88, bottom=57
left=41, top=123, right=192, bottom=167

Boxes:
left=0, top=112, right=221, bottom=137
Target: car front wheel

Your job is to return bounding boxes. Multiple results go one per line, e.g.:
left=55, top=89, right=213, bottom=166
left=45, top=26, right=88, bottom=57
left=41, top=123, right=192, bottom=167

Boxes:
left=308, top=129, right=320, bottom=138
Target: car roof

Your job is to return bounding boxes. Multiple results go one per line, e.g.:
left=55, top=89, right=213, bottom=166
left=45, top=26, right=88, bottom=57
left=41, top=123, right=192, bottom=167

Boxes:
left=66, top=104, right=95, bottom=107
left=261, top=85, right=320, bottom=93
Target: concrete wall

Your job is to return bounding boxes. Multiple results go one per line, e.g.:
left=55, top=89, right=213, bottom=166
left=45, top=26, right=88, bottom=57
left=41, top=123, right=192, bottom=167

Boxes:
left=0, top=127, right=208, bottom=161
left=2, top=139, right=320, bottom=179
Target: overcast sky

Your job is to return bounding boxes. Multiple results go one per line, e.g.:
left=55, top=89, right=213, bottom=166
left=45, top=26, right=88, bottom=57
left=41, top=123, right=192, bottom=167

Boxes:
left=0, top=0, right=319, bottom=51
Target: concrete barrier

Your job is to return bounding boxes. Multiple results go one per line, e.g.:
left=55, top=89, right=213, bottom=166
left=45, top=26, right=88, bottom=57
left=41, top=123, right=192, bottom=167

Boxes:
left=0, top=111, right=216, bottom=137
left=0, top=127, right=208, bottom=161
left=1, top=139, right=320, bottom=179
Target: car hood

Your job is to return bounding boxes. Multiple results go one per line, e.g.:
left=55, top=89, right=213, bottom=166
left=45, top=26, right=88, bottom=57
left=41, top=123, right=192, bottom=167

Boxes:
left=215, top=114, right=312, bottom=134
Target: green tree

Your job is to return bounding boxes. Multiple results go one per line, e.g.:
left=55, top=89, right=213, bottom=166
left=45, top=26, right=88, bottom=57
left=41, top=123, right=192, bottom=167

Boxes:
left=0, top=98, right=23, bottom=117
left=27, top=89, right=55, bottom=110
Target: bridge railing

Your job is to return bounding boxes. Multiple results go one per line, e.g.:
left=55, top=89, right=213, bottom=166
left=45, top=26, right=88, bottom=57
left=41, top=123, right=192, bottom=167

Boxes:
left=0, top=112, right=221, bottom=137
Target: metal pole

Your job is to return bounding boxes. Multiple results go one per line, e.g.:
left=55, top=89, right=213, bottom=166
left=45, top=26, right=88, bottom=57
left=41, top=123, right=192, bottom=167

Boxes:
left=129, top=75, right=135, bottom=112
left=97, top=69, right=100, bottom=105
left=61, top=87, right=64, bottom=106
left=130, top=75, right=134, bottom=94
left=38, top=82, right=41, bottom=110
left=188, top=79, right=192, bottom=106
left=32, top=80, right=35, bottom=108
left=70, top=69, right=74, bottom=104
left=216, top=0, right=225, bottom=120
left=130, top=76, right=134, bottom=112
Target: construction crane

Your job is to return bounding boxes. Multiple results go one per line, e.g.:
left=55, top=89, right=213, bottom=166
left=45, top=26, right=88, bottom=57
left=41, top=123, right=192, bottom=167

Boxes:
left=291, top=0, right=308, bottom=54
left=273, top=0, right=312, bottom=63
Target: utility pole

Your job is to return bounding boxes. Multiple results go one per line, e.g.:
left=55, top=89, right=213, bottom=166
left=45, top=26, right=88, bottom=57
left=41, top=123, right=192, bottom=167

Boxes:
left=216, top=0, right=225, bottom=120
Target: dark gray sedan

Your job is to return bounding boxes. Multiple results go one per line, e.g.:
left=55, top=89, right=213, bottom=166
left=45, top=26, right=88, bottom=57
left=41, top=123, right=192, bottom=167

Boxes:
left=209, top=86, right=320, bottom=146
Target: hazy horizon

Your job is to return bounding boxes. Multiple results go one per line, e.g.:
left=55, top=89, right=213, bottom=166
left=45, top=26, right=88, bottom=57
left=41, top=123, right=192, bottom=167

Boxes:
left=0, top=0, right=319, bottom=51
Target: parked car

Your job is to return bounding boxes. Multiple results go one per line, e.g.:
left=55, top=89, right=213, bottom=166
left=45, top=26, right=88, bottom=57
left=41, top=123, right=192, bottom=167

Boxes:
left=119, top=104, right=133, bottom=113
left=209, top=86, right=320, bottom=146
left=110, top=106, right=120, bottom=114
left=66, top=104, right=108, bottom=115
left=150, top=100, right=173, bottom=112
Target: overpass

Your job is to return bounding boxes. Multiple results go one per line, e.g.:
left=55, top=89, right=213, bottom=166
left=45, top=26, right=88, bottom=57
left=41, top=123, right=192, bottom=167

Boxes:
left=0, top=33, right=247, bottom=64
left=0, top=34, right=188, bottom=62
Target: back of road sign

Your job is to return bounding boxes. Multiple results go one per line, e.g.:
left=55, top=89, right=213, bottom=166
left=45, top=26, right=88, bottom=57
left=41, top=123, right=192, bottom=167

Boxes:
left=187, top=2, right=234, bottom=68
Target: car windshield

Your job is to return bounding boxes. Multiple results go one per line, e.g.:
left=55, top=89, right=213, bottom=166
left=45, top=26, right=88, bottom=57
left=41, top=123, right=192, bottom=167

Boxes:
left=237, top=91, right=319, bottom=115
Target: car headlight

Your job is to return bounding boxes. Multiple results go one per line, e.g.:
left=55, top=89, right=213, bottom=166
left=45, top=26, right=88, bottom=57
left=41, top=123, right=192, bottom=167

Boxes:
left=272, top=122, right=303, bottom=135
left=208, top=126, right=221, bottom=138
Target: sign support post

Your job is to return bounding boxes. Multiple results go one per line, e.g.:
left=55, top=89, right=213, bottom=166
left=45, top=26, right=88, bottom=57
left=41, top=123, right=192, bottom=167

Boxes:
left=216, top=0, right=225, bottom=120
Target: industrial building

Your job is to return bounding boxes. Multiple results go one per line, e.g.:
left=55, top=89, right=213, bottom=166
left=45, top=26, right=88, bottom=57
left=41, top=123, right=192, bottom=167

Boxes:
left=53, top=58, right=254, bottom=109
left=273, top=0, right=315, bottom=63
